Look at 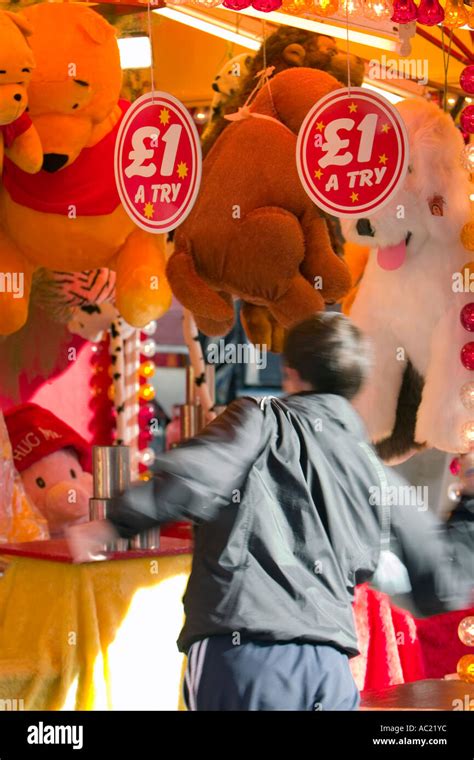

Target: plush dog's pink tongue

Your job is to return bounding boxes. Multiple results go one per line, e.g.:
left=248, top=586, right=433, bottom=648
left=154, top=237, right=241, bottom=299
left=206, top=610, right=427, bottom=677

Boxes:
left=377, top=241, right=406, bottom=270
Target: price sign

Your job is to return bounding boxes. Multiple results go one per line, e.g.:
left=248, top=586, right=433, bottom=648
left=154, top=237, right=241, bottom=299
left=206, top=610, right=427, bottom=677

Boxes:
left=296, top=87, right=409, bottom=218
left=114, top=91, right=202, bottom=234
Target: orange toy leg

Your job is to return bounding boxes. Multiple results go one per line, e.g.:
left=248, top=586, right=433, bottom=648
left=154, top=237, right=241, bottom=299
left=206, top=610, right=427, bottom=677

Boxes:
left=300, top=215, right=351, bottom=303
left=268, top=275, right=325, bottom=328
left=241, top=303, right=285, bottom=352
left=194, top=292, right=235, bottom=336
left=167, top=245, right=235, bottom=328
left=114, top=230, right=172, bottom=327
left=0, top=229, right=33, bottom=335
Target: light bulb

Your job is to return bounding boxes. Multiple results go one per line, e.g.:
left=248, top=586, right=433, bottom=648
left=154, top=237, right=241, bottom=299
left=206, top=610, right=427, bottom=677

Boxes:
left=190, top=0, right=221, bottom=6
left=282, top=0, right=315, bottom=12
left=443, top=0, right=469, bottom=28
left=252, top=0, right=282, bottom=9
left=458, top=616, right=474, bottom=647
left=447, top=482, right=462, bottom=504
left=363, top=0, right=393, bottom=18
left=461, top=420, right=474, bottom=448
left=141, top=320, right=157, bottom=336
left=138, top=447, right=156, bottom=466
left=141, top=339, right=157, bottom=358
left=457, top=654, right=474, bottom=683
left=391, top=0, right=418, bottom=22
left=340, top=0, right=363, bottom=13
left=313, top=0, right=340, bottom=16
left=417, top=0, right=444, bottom=25
left=460, top=381, right=474, bottom=410
left=139, top=383, right=155, bottom=402
left=139, top=360, right=156, bottom=379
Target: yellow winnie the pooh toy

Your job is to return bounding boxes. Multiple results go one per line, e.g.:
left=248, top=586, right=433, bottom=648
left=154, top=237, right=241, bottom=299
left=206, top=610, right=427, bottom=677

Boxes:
left=0, top=3, right=171, bottom=335
left=0, top=10, right=42, bottom=176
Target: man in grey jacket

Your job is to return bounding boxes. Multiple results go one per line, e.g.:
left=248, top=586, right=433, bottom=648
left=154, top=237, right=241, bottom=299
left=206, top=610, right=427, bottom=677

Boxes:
left=68, top=313, right=474, bottom=711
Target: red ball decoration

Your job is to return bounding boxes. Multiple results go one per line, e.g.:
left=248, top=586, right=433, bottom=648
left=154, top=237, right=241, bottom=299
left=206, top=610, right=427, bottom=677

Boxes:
left=138, top=403, right=155, bottom=424
left=417, top=0, right=444, bottom=24
left=252, top=0, right=282, bottom=8
left=461, top=303, right=474, bottom=332
left=450, top=457, right=461, bottom=475
left=461, top=342, right=474, bottom=370
left=139, top=429, right=153, bottom=449
left=460, top=105, right=474, bottom=134
left=391, top=0, right=418, bottom=23
left=460, top=66, right=474, bottom=96
left=222, top=0, right=251, bottom=8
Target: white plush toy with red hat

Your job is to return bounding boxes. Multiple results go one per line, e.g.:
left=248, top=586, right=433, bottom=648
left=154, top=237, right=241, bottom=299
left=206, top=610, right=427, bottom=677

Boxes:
left=4, top=403, right=92, bottom=537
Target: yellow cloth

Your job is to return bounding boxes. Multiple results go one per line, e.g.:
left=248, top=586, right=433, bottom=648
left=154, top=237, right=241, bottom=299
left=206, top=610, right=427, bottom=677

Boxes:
left=0, top=553, right=191, bottom=710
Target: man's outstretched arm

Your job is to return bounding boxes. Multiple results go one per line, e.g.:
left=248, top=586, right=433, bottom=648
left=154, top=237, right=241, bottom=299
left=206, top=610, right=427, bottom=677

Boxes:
left=377, top=479, right=474, bottom=617
left=106, top=397, right=265, bottom=539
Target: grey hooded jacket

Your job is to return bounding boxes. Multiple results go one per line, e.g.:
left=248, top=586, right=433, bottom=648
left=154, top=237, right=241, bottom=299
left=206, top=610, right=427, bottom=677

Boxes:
left=108, top=393, right=474, bottom=655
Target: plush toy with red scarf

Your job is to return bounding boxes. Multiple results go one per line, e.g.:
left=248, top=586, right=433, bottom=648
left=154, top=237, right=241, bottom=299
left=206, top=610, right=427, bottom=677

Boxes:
left=0, top=10, right=42, bottom=176
left=0, top=3, right=171, bottom=336
left=4, top=403, right=92, bottom=538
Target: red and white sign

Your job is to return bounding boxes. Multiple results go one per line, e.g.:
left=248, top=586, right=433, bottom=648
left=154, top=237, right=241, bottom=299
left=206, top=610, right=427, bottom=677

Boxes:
left=115, top=91, right=202, bottom=234
left=296, top=87, right=409, bottom=218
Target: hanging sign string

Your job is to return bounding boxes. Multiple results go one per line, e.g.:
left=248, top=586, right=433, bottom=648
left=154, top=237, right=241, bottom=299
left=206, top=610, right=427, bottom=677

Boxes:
left=345, top=4, right=351, bottom=94
left=441, top=27, right=453, bottom=113
left=224, top=21, right=276, bottom=122
left=147, top=2, right=156, bottom=103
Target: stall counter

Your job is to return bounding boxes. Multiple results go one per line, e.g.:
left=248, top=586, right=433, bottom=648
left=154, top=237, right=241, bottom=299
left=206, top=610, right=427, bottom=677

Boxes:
left=0, top=538, right=193, bottom=710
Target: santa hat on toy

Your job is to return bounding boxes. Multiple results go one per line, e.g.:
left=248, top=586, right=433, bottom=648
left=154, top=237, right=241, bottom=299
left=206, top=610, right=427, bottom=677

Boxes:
left=3, top=403, right=92, bottom=474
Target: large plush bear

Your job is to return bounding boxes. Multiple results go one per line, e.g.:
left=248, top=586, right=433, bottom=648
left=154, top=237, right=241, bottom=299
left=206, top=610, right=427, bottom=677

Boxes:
left=342, top=98, right=472, bottom=457
left=167, top=67, right=351, bottom=351
left=0, top=3, right=171, bottom=336
left=4, top=403, right=92, bottom=537
left=0, top=10, right=42, bottom=176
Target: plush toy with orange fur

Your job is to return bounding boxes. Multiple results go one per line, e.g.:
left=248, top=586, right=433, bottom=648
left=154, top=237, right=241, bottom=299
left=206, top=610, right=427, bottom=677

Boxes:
left=0, top=10, right=42, bottom=176
left=0, top=3, right=171, bottom=336
left=167, top=68, right=351, bottom=350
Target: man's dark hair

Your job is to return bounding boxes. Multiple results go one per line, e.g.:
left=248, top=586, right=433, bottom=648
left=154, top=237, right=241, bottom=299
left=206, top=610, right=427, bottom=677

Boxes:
left=283, top=312, right=372, bottom=400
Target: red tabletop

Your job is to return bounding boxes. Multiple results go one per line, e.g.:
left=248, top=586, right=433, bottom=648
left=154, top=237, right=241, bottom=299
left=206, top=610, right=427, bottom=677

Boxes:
left=0, top=536, right=194, bottom=563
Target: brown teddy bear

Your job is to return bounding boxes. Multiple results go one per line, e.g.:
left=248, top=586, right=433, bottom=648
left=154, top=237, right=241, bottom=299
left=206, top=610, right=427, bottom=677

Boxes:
left=167, top=67, right=351, bottom=350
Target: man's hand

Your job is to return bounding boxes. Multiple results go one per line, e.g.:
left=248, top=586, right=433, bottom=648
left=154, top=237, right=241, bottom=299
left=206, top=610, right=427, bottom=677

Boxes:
left=65, top=520, right=120, bottom=563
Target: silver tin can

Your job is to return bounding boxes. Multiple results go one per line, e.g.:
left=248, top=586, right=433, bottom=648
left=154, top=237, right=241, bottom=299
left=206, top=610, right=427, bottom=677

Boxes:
left=89, top=497, right=129, bottom=552
left=92, top=445, right=130, bottom=499
left=130, top=527, right=160, bottom=551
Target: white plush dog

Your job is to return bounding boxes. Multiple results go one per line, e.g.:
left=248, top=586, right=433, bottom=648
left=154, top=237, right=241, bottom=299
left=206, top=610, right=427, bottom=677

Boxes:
left=343, top=98, right=472, bottom=455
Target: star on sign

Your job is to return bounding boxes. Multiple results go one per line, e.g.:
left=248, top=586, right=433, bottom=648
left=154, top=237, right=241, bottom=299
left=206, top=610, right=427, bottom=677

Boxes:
left=315, top=120, right=325, bottom=132
left=348, top=102, right=358, bottom=113
left=159, top=108, right=170, bottom=126
left=379, top=153, right=388, bottom=165
left=381, top=123, right=391, bottom=133
left=177, top=161, right=188, bottom=179
left=350, top=192, right=359, bottom=203
left=314, top=168, right=323, bottom=180
left=144, top=202, right=154, bottom=219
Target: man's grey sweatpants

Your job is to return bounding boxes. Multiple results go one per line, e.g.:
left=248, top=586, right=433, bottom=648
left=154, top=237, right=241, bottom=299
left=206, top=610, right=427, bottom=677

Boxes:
left=184, top=635, right=360, bottom=711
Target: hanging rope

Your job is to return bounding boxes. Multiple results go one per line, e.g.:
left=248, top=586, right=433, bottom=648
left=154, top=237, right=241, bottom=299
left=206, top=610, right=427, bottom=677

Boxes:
left=441, top=27, right=454, bottom=113
left=147, top=2, right=156, bottom=102
left=345, top=3, right=352, bottom=94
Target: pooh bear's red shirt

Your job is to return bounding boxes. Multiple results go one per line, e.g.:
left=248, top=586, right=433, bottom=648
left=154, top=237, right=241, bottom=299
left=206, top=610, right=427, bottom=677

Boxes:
left=0, top=112, right=32, bottom=148
left=2, top=100, right=130, bottom=217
